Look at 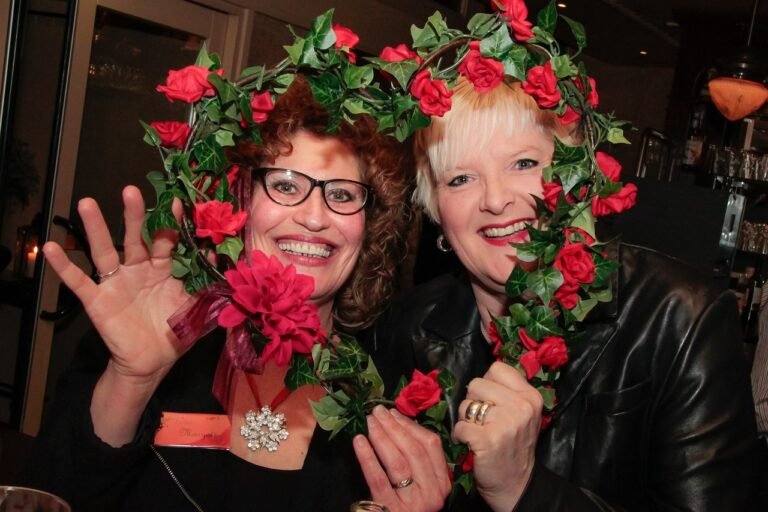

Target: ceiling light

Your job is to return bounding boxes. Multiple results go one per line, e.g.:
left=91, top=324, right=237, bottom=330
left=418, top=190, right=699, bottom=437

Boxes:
left=708, top=0, right=768, bottom=121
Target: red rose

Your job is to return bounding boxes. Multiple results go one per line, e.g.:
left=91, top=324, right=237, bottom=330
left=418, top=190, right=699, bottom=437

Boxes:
left=218, top=250, right=324, bottom=366
left=492, top=0, right=534, bottom=41
left=543, top=180, right=563, bottom=211
left=554, top=280, right=580, bottom=309
left=489, top=321, right=503, bottom=356
left=394, top=369, right=442, bottom=417
left=518, top=327, right=538, bottom=351
left=333, top=24, right=359, bottom=63
left=537, top=336, right=568, bottom=370
left=156, top=65, right=224, bottom=103
left=520, top=350, right=541, bottom=380
left=193, top=200, right=248, bottom=244
left=458, top=41, right=504, bottom=93
left=554, top=242, right=595, bottom=285
left=379, top=43, right=421, bottom=63
left=150, top=121, right=191, bottom=149
left=249, top=91, right=275, bottom=123
left=410, top=70, right=453, bottom=117
left=522, top=62, right=561, bottom=108
left=591, top=183, right=638, bottom=216
left=559, top=105, right=581, bottom=125
left=596, top=151, right=622, bottom=182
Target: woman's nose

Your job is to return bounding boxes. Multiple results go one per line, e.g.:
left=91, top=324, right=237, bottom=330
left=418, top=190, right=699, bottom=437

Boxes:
left=479, top=175, right=517, bottom=214
left=293, top=188, right=331, bottom=231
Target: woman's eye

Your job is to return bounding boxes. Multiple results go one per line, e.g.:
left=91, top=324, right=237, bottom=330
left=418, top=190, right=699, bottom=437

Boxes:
left=515, top=159, right=539, bottom=170
left=271, top=180, right=299, bottom=194
left=447, top=174, right=472, bottom=187
left=327, top=188, right=353, bottom=202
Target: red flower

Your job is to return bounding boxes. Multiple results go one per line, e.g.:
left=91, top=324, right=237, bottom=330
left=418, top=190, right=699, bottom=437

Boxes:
left=458, top=41, right=504, bottom=93
left=193, top=200, right=248, bottom=244
left=218, top=250, right=325, bottom=367
left=410, top=70, right=453, bottom=117
left=596, top=151, right=622, bottom=182
left=492, top=0, right=534, bottom=41
left=591, top=183, right=638, bottom=216
left=249, top=91, right=275, bottom=123
left=554, top=280, right=580, bottom=309
left=554, top=242, right=595, bottom=285
left=150, top=121, right=191, bottom=149
left=537, top=336, right=568, bottom=370
left=394, top=369, right=442, bottom=417
left=333, top=24, right=359, bottom=63
left=522, top=62, right=561, bottom=108
left=379, top=43, right=422, bottom=64
left=489, top=321, right=503, bottom=356
left=156, top=65, right=224, bottom=103
left=559, top=105, right=581, bottom=125
left=543, top=181, right=563, bottom=211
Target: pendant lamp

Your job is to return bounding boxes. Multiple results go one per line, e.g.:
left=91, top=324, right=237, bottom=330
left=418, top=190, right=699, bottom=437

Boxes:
left=708, top=0, right=768, bottom=121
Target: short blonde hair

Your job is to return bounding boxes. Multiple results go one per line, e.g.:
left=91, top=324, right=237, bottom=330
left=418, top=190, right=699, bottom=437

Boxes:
left=413, top=78, right=567, bottom=222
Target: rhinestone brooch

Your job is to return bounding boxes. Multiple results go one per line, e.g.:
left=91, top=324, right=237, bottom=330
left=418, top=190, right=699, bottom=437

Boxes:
left=240, top=406, right=289, bottom=452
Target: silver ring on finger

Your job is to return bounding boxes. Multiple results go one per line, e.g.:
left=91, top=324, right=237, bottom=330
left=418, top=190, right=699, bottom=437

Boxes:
left=96, top=265, right=120, bottom=282
left=476, top=400, right=495, bottom=426
left=464, top=400, right=483, bottom=423
left=391, top=476, right=413, bottom=489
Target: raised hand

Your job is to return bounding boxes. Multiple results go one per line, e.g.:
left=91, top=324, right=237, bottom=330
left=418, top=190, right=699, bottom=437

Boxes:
left=353, top=406, right=451, bottom=512
left=43, top=186, right=191, bottom=445
left=453, top=362, right=543, bottom=512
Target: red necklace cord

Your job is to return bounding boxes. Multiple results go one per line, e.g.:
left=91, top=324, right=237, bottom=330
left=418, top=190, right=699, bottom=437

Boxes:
left=244, top=372, right=292, bottom=410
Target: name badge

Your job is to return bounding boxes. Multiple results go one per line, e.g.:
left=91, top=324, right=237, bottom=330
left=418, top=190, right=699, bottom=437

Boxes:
left=154, top=412, right=231, bottom=449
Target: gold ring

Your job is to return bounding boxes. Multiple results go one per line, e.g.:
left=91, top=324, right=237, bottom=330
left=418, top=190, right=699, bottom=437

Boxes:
left=464, top=400, right=483, bottom=423
left=96, top=265, right=120, bottom=281
left=392, top=477, right=413, bottom=489
left=476, top=401, right=494, bottom=425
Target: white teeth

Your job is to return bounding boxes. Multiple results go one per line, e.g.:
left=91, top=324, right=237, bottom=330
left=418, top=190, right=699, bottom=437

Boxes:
left=278, top=241, right=331, bottom=258
left=483, top=221, right=528, bottom=238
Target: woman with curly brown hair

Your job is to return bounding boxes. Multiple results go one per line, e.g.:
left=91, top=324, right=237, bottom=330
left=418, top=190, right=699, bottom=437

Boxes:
left=21, top=76, right=450, bottom=512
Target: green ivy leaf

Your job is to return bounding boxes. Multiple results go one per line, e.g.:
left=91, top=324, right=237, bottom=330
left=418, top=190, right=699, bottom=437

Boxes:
left=503, top=45, right=528, bottom=81
left=570, top=297, right=598, bottom=322
left=308, top=8, right=336, bottom=50
left=527, top=305, right=561, bottom=338
left=468, top=12, right=497, bottom=35
left=381, top=59, right=420, bottom=91
left=480, top=23, right=515, bottom=59
left=215, top=236, right=243, bottom=264
left=285, top=355, right=321, bottom=390
left=561, top=15, right=587, bottom=50
left=527, top=267, right=564, bottom=306
left=607, top=127, right=631, bottom=144
left=537, top=0, right=558, bottom=34
left=551, top=55, right=576, bottom=79
left=140, top=120, right=161, bottom=147
left=505, top=265, right=528, bottom=297
left=342, top=63, right=374, bottom=89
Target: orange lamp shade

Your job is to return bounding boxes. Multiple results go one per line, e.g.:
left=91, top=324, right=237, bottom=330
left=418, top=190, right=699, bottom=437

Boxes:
left=708, top=77, right=768, bottom=121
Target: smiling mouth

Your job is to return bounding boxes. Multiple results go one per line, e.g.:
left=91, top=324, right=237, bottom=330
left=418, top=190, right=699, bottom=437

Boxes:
left=482, top=220, right=530, bottom=238
left=277, top=240, right=332, bottom=259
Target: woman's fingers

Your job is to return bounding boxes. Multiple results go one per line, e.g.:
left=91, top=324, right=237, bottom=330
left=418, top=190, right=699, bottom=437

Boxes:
left=389, top=409, right=451, bottom=494
left=122, top=186, right=149, bottom=265
left=149, top=197, right=182, bottom=260
left=78, top=198, right=120, bottom=274
left=42, top=242, right=99, bottom=306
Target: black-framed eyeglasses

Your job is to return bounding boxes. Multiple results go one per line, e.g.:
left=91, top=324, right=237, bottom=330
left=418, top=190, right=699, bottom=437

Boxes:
left=253, top=167, right=373, bottom=215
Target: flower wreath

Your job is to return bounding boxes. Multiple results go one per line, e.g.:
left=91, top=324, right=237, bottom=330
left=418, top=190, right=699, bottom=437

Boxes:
left=142, top=0, right=636, bottom=500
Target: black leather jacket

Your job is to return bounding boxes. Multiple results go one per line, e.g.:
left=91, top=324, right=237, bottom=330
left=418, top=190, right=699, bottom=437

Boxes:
left=366, top=244, right=759, bottom=511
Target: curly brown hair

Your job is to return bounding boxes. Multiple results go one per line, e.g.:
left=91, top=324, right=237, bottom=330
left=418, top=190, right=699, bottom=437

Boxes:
left=227, top=76, right=412, bottom=332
